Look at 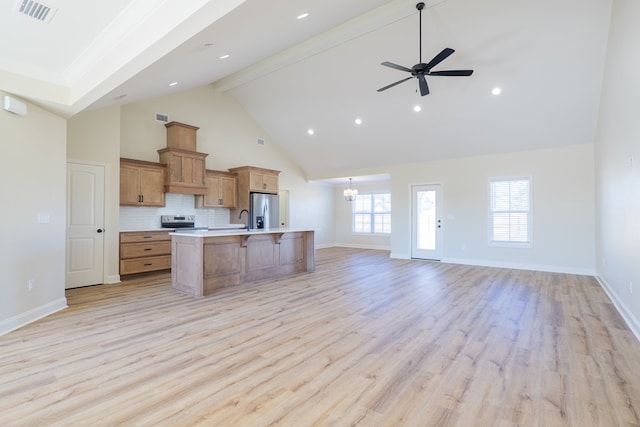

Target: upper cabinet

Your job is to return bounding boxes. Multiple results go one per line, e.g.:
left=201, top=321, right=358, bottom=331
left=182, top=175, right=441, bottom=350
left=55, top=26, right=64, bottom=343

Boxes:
left=230, top=166, right=280, bottom=195
left=195, top=170, right=237, bottom=209
left=158, top=121, right=207, bottom=195
left=228, top=166, right=280, bottom=222
left=120, top=158, right=166, bottom=207
left=157, top=148, right=208, bottom=195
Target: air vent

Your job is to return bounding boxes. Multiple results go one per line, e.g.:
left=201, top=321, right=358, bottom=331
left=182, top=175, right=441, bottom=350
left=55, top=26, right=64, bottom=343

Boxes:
left=15, top=0, right=57, bottom=23
left=257, top=138, right=265, bottom=146
left=155, top=113, right=169, bottom=123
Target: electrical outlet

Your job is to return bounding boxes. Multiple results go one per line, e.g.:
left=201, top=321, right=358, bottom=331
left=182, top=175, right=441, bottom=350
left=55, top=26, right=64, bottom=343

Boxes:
left=28, top=279, right=35, bottom=292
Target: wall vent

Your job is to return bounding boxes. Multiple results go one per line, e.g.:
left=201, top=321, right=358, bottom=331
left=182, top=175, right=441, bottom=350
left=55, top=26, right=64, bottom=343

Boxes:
left=155, top=113, right=169, bottom=123
left=257, top=138, right=265, bottom=146
left=15, top=0, right=57, bottom=23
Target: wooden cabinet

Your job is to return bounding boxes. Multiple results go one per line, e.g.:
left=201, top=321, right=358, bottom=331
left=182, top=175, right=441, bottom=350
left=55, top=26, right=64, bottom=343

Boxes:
left=228, top=166, right=281, bottom=224
left=165, top=121, right=198, bottom=151
left=120, top=231, right=171, bottom=275
left=120, top=158, right=166, bottom=207
left=157, top=148, right=208, bottom=195
left=195, top=170, right=237, bottom=208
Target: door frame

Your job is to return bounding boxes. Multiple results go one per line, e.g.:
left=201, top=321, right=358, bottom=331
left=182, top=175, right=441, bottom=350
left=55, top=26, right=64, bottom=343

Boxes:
left=411, top=183, right=443, bottom=260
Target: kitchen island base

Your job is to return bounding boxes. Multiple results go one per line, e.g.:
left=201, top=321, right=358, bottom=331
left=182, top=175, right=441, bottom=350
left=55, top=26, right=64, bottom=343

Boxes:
left=171, top=230, right=315, bottom=297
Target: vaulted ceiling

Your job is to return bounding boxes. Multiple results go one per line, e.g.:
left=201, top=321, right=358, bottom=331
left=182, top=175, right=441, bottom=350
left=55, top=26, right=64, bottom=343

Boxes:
left=1, top=0, right=612, bottom=179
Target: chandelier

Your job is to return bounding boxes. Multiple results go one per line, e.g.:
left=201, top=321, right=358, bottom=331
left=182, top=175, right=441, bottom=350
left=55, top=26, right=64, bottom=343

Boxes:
left=344, top=178, right=358, bottom=202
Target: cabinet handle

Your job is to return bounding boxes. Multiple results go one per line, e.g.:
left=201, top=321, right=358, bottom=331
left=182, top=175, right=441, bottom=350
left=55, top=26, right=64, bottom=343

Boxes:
left=143, top=236, right=153, bottom=239
left=263, top=183, right=267, bottom=189
left=141, top=195, right=144, bottom=203
left=218, top=198, right=223, bottom=205
left=144, top=248, right=153, bottom=251
left=143, top=263, right=153, bottom=266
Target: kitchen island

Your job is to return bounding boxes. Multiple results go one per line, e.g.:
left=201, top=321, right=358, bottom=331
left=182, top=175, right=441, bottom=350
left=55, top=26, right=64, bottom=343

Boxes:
left=170, top=228, right=315, bottom=297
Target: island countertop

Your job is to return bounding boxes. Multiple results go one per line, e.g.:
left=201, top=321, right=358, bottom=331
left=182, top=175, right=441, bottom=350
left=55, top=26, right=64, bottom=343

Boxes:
left=169, top=227, right=315, bottom=237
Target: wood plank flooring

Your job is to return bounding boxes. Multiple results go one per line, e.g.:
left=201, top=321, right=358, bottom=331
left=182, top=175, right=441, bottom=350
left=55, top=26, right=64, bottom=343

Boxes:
left=1, top=248, right=640, bottom=426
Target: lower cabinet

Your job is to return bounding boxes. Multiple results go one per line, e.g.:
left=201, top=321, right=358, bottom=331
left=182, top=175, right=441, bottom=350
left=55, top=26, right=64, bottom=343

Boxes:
left=120, top=231, right=171, bottom=275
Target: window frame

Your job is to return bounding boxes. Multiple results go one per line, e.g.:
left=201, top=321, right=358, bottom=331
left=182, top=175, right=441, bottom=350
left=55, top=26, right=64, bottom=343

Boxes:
left=351, top=192, right=392, bottom=235
left=488, top=176, right=532, bottom=248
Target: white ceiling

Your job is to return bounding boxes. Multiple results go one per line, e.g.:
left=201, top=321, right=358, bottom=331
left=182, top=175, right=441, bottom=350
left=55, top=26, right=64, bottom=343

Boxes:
left=1, top=0, right=612, bottom=180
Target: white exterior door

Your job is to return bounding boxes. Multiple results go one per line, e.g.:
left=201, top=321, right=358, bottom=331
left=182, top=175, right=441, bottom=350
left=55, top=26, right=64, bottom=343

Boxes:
left=411, top=184, right=443, bottom=260
left=66, top=162, right=105, bottom=289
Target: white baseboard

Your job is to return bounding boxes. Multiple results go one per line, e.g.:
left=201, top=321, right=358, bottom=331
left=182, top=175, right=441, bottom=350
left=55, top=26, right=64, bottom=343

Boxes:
left=596, top=276, right=640, bottom=342
left=390, top=252, right=410, bottom=260
left=329, top=243, right=391, bottom=251
left=0, top=297, right=68, bottom=336
left=105, top=274, right=121, bottom=284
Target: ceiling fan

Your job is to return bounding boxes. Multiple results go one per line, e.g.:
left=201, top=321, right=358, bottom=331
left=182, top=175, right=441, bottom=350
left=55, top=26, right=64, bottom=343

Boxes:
left=377, top=2, right=474, bottom=96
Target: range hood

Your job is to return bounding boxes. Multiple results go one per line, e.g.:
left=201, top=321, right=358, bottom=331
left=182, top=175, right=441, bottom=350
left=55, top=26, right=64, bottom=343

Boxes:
left=158, top=122, right=208, bottom=195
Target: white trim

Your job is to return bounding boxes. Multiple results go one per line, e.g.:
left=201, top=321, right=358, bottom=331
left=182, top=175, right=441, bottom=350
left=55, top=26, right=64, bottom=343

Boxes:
left=596, top=275, right=640, bottom=343
left=390, top=252, right=411, bottom=260
left=0, top=298, right=68, bottom=336
left=331, top=243, right=391, bottom=251
left=105, top=274, right=121, bottom=284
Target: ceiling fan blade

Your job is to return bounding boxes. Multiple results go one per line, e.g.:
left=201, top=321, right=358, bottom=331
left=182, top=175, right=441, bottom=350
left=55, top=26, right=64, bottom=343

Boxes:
left=377, top=76, right=414, bottom=92
left=428, top=70, right=474, bottom=76
left=425, top=48, right=455, bottom=71
left=418, top=74, right=429, bottom=96
left=381, top=61, right=413, bottom=73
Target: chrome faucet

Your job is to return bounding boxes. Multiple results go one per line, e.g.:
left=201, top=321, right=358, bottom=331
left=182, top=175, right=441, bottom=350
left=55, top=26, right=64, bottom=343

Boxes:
left=239, top=209, right=249, bottom=230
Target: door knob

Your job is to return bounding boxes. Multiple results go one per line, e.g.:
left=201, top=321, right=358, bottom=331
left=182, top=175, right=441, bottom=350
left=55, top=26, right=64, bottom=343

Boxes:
left=97, top=229, right=103, bottom=233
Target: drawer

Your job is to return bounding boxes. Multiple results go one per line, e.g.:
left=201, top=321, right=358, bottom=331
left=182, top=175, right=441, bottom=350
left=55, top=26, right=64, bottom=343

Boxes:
left=120, top=255, right=171, bottom=275
left=120, top=231, right=171, bottom=243
left=120, top=241, right=171, bottom=259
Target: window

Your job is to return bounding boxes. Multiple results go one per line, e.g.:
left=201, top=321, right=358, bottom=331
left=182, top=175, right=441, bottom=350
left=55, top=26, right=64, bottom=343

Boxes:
left=353, top=193, right=391, bottom=234
left=489, top=177, right=531, bottom=245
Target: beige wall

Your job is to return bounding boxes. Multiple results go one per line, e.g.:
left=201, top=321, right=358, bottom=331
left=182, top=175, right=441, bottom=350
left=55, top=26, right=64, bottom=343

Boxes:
left=334, top=144, right=595, bottom=274
left=595, top=0, right=640, bottom=337
left=0, top=91, right=67, bottom=335
left=120, top=86, right=335, bottom=244
left=67, top=105, right=121, bottom=283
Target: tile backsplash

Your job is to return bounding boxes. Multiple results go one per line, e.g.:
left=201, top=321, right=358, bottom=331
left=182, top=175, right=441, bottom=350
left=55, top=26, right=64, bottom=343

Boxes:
left=120, top=193, right=232, bottom=230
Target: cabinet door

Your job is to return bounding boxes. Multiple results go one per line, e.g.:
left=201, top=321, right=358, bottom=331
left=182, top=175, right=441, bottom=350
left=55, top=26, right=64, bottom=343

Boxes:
left=140, top=167, right=165, bottom=206
left=249, top=173, right=265, bottom=192
left=120, top=164, right=142, bottom=205
left=263, top=174, right=279, bottom=193
left=202, top=175, right=222, bottom=207
left=220, top=176, right=237, bottom=208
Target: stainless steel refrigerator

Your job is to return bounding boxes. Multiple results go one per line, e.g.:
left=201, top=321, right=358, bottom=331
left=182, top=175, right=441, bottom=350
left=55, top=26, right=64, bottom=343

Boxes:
left=250, top=192, right=280, bottom=229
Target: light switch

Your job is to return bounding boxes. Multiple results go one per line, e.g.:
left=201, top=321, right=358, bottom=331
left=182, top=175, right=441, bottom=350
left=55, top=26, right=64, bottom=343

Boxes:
left=37, top=213, right=50, bottom=224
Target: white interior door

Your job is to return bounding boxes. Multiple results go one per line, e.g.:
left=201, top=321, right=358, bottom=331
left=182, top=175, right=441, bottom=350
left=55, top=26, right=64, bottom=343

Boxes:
left=66, top=162, right=105, bottom=289
left=412, top=184, right=443, bottom=260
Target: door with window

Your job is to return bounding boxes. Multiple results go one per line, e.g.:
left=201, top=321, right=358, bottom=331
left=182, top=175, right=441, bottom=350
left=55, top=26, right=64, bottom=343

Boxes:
left=412, top=184, right=442, bottom=260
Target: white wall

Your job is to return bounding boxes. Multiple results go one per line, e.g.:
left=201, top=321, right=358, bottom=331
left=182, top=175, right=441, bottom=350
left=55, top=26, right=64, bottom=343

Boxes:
left=120, top=86, right=335, bottom=245
left=67, top=105, right=121, bottom=284
left=334, top=181, right=391, bottom=250
left=384, top=144, right=595, bottom=274
left=594, top=0, right=640, bottom=336
left=0, top=91, right=67, bottom=335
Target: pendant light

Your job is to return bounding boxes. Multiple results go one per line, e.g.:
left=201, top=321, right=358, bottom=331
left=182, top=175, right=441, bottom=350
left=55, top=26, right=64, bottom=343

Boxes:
left=344, top=178, right=358, bottom=202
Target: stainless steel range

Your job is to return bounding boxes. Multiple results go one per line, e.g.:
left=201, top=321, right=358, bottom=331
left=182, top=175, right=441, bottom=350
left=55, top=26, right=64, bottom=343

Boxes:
left=160, top=215, right=201, bottom=229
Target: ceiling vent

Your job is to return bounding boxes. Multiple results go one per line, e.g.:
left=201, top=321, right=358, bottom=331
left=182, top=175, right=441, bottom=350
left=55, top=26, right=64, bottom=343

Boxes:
left=14, top=0, right=57, bottom=23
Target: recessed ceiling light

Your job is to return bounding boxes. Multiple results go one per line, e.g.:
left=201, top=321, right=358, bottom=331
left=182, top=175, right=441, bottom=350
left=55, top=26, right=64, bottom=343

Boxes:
left=297, top=12, right=309, bottom=20
left=307, top=129, right=315, bottom=135
left=169, top=82, right=178, bottom=87
left=220, top=54, right=230, bottom=59
left=492, top=87, right=502, bottom=95
left=355, top=118, right=362, bottom=125
left=413, top=105, right=422, bottom=112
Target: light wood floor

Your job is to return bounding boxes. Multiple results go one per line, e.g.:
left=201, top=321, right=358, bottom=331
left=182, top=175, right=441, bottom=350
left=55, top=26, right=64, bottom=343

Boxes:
left=1, top=248, right=640, bottom=426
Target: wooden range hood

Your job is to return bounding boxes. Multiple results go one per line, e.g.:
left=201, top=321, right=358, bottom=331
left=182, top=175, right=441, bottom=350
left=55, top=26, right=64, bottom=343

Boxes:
left=158, top=121, right=208, bottom=195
